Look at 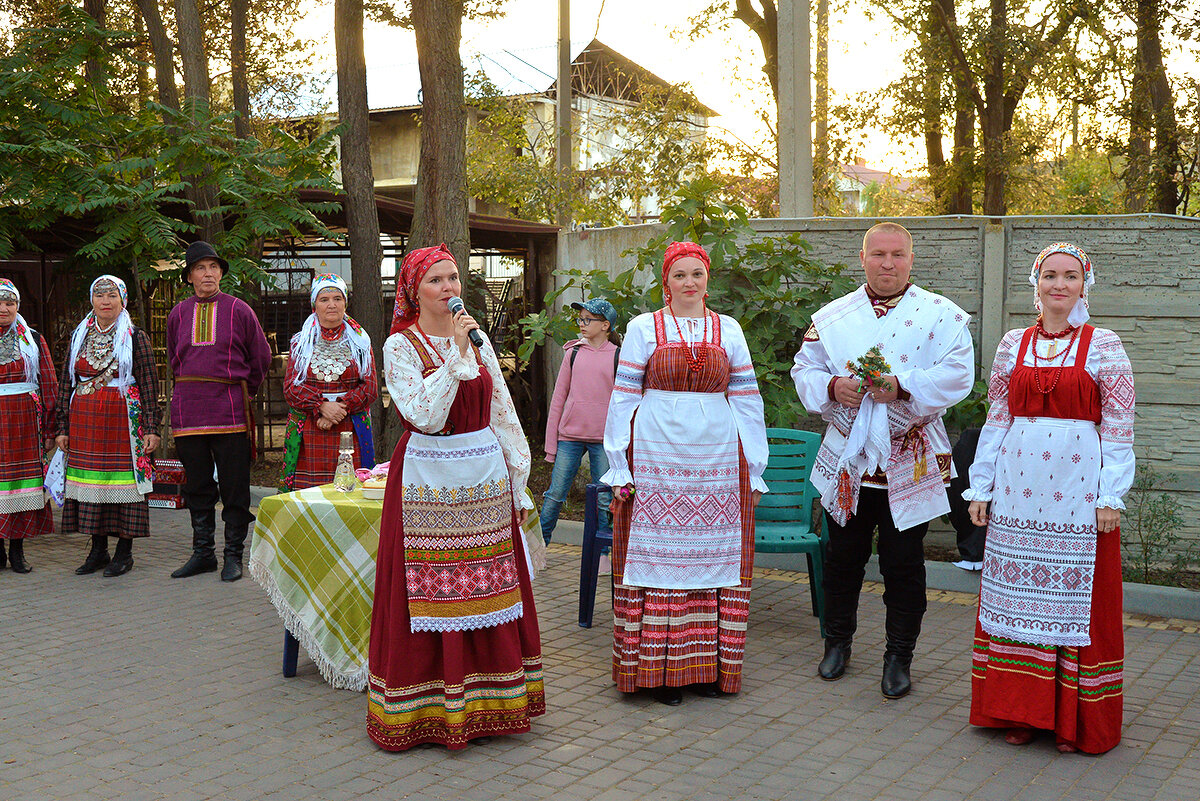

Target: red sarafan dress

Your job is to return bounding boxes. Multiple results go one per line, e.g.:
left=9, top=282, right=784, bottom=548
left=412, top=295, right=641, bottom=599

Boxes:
left=608, top=311, right=761, bottom=694
left=0, top=326, right=57, bottom=540
left=367, top=329, right=544, bottom=751
left=282, top=330, right=378, bottom=490
left=969, top=324, right=1134, bottom=754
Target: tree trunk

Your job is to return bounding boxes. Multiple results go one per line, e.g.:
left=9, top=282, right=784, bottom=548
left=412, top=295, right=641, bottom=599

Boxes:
left=173, top=0, right=223, bottom=241
left=948, top=100, right=975, bottom=214
left=83, top=0, right=106, bottom=88
left=231, top=0, right=252, bottom=140
left=410, top=0, right=471, bottom=271
left=814, top=0, right=830, bottom=211
left=734, top=0, right=779, bottom=102
left=334, top=0, right=387, bottom=453
left=134, top=0, right=180, bottom=110
left=980, top=0, right=1007, bottom=216
left=1135, top=0, right=1180, bottom=214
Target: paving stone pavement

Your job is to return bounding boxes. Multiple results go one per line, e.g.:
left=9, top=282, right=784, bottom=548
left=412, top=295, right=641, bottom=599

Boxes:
left=2, top=507, right=1198, bottom=801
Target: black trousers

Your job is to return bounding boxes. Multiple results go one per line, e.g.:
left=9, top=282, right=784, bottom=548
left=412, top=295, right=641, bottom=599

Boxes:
left=176, top=432, right=254, bottom=530
left=823, top=487, right=928, bottom=642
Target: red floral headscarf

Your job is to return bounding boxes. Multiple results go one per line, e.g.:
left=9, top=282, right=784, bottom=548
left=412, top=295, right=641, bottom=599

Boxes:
left=390, top=244, right=455, bottom=335
left=662, top=241, right=711, bottom=288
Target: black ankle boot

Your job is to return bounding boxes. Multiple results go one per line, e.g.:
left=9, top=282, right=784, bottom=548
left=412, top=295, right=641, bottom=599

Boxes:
left=76, top=535, right=111, bottom=575
left=653, top=686, right=683, bottom=706
left=172, top=510, right=218, bottom=578
left=881, top=608, right=923, bottom=699
left=104, top=538, right=134, bottom=577
left=9, top=539, right=30, bottom=573
left=221, top=523, right=249, bottom=582
left=881, top=654, right=912, bottom=699
left=818, top=639, right=852, bottom=681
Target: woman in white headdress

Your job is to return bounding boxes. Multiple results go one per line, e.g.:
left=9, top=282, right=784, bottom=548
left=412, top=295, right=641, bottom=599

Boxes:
left=964, top=243, right=1134, bottom=754
left=281, top=273, right=378, bottom=489
left=0, top=278, right=58, bottom=573
left=55, top=275, right=161, bottom=577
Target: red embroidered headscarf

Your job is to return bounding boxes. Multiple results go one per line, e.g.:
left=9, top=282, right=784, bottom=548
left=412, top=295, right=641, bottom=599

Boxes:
left=390, top=244, right=455, bottom=335
left=662, top=241, right=710, bottom=288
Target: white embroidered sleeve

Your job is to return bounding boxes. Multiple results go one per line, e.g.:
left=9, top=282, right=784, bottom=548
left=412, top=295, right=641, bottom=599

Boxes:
left=722, top=316, right=769, bottom=493
left=601, top=314, right=652, bottom=488
left=1090, top=329, right=1136, bottom=510
left=964, top=329, right=1023, bottom=502
left=479, top=334, right=533, bottom=510
left=791, top=335, right=838, bottom=418
left=382, top=332, right=479, bottom=434
left=895, top=323, right=975, bottom=416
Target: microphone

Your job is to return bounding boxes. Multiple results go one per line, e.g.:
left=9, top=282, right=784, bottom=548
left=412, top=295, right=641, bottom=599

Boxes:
left=446, top=296, right=484, bottom=348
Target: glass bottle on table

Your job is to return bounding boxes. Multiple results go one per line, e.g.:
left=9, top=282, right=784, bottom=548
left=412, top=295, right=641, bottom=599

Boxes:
left=334, top=430, right=357, bottom=492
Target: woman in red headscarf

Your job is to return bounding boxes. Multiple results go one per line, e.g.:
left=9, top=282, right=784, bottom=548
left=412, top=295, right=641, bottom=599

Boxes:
left=366, top=245, right=544, bottom=751
left=601, top=241, right=769, bottom=705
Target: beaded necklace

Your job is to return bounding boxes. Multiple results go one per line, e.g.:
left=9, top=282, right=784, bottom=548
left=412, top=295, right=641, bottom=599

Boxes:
left=1030, top=321, right=1079, bottom=395
left=668, top=304, right=709, bottom=372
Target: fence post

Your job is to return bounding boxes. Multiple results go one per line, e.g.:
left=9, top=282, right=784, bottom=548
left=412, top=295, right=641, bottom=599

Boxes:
left=980, top=222, right=1007, bottom=373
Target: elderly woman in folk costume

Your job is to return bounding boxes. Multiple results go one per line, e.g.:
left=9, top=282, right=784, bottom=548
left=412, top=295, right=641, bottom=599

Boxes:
left=0, top=278, right=58, bottom=573
left=281, top=273, right=378, bottom=490
left=366, top=244, right=544, bottom=752
left=602, top=241, right=769, bottom=706
left=56, top=275, right=161, bottom=577
left=964, top=243, right=1134, bottom=755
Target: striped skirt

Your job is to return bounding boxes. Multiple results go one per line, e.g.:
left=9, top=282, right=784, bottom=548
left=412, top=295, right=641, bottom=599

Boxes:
left=969, top=528, right=1124, bottom=754
left=611, top=448, right=755, bottom=694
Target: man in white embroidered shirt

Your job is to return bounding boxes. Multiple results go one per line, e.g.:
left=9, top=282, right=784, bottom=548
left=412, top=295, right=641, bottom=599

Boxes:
left=791, top=222, right=974, bottom=699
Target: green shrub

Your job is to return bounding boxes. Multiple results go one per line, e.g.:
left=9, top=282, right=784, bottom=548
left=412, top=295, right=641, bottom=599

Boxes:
left=518, top=177, right=857, bottom=427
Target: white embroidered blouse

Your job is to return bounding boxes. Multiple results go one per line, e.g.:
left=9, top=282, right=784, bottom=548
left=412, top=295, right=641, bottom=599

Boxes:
left=601, top=311, right=770, bottom=494
left=383, top=330, right=533, bottom=510
left=964, top=326, right=1135, bottom=510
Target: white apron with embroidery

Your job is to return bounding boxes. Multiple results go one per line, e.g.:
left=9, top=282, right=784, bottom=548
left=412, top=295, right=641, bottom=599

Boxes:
left=978, top=416, right=1100, bottom=647
left=624, top=389, right=742, bottom=590
left=809, top=285, right=966, bottom=530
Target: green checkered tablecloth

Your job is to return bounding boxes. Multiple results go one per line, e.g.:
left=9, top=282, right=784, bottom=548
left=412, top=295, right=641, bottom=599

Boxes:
left=249, top=483, right=542, bottom=692
left=249, top=485, right=382, bottom=690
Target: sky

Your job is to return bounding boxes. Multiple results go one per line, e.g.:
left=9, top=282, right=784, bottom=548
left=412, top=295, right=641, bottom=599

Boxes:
left=296, top=0, right=922, bottom=174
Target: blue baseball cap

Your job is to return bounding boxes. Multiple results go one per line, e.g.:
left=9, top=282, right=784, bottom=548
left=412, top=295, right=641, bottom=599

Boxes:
left=570, top=298, right=617, bottom=327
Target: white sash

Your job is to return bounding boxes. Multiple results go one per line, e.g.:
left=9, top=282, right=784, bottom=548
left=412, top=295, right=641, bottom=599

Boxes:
left=0, top=381, right=37, bottom=396
left=624, top=390, right=742, bottom=590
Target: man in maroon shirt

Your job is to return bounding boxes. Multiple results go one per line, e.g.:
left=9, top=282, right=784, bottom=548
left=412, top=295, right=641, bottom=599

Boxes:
left=167, top=242, right=271, bottom=582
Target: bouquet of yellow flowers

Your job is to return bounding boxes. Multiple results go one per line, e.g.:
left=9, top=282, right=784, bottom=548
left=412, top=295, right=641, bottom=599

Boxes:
left=845, top=345, right=892, bottom=394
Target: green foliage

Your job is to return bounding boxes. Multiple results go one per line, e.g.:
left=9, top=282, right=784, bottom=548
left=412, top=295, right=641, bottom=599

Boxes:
left=465, top=71, right=712, bottom=226
left=518, top=177, right=857, bottom=426
left=943, top=379, right=990, bottom=439
left=0, top=6, right=341, bottom=297
left=1121, top=463, right=1194, bottom=586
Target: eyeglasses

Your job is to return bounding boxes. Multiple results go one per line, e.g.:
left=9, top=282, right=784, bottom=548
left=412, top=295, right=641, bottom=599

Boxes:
left=578, top=316, right=602, bottom=326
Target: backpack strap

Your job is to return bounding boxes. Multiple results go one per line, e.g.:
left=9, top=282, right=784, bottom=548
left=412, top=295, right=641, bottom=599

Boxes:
left=569, top=343, right=621, bottom=380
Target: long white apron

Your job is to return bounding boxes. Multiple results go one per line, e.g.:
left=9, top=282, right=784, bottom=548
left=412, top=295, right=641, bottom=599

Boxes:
left=979, top=416, right=1101, bottom=647
left=623, top=389, right=742, bottom=590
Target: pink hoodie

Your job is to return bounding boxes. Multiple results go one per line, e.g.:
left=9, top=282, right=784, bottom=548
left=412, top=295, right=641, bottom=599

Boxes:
left=544, top=338, right=619, bottom=460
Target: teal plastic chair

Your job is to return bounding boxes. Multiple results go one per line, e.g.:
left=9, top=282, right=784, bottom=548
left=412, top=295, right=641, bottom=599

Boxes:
left=754, top=428, right=827, bottom=638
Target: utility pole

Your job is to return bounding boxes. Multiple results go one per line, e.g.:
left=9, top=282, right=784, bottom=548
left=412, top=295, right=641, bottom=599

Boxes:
left=777, top=0, right=813, bottom=217
left=556, top=0, right=572, bottom=228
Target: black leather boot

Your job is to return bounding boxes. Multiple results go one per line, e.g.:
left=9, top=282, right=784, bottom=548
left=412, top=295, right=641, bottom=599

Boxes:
left=818, top=639, right=852, bottom=681
left=104, top=537, right=134, bottom=577
left=881, top=609, right=923, bottom=699
left=172, top=509, right=218, bottom=578
left=221, top=523, right=249, bottom=582
left=75, top=535, right=111, bottom=575
left=9, top=539, right=30, bottom=573
left=817, top=579, right=859, bottom=680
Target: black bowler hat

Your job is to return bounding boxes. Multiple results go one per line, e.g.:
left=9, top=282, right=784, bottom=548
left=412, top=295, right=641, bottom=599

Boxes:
left=183, top=241, right=229, bottom=280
